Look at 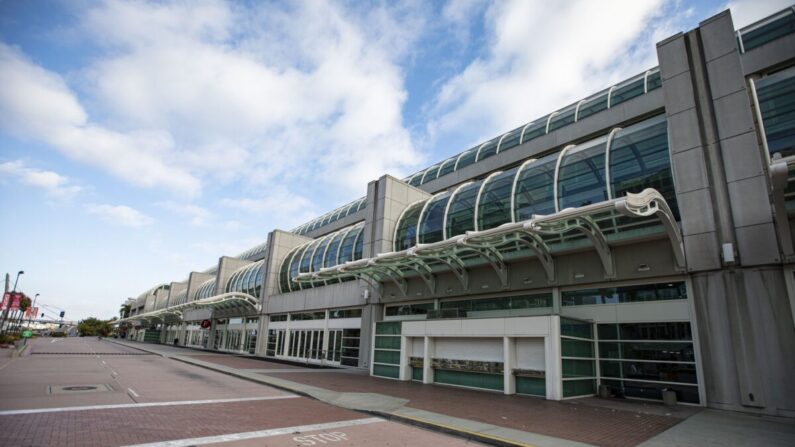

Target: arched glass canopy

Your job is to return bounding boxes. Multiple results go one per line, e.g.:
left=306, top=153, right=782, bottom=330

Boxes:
left=279, top=222, right=366, bottom=293
left=171, top=289, right=187, bottom=306
left=292, top=197, right=367, bottom=236
left=400, top=67, right=663, bottom=188
left=393, top=114, right=677, bottom=252
left=225, top=260, right=264, bottom=298
left=194, top=278, right=217, bottom=301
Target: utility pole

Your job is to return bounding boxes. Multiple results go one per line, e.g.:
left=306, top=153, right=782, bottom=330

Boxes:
left=1, top=273, right=9, bottom=333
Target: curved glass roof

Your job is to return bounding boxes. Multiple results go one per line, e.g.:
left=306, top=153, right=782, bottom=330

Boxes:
left=137, top=284, right=170, bottom=301
left=394, top=114, right=676, bottom=251
left=236, top=242, right=269, bottom=261
left=194, top=278, right=217, bottom=301
left=225, top=260, right=264, bottom=298
left=401, top=67, right=662, bottom=187
left=171, top=289, right=187, bottom=306
left=279, top=222, right=366, bottom=293
left=292, top=197, right=367, bottom=236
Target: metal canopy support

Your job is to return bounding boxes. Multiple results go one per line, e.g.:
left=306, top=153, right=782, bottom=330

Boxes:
left=368, top=263, right=409, bottom=297
left=459, top=239, right=509, bottom=288
left=402, top=258, right=436, bottom=295
left=516, top=232, right=556, bottom=283
left=349, top=271, right=385, bottom=297
left=614, top=188, right=687, bottom=270
left=423, top=253, right=469, bottom=291
left=530, top=215, right=615, bottom=278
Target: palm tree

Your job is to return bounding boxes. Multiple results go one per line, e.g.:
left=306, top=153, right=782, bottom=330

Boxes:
left=119, top=304, right=131, bottom=319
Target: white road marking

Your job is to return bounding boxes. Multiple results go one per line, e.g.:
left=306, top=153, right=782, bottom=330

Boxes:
left=102, top=361, right=107, bottom=365
left=127, top=388, right=140, bottom=398
left=120, top=418, right=383, bottom=447
left=0, top=395, right=299, bottom=416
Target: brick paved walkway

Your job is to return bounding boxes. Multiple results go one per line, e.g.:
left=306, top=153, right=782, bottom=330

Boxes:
left=0, top=396, right=362, bottom=447
left=266, top=370, right=691, bottom=447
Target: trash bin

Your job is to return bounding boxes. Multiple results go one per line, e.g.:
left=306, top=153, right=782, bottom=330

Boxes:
left=662, top=388, right=677, bottom=406
left=599, top=384, right=611, bottom=398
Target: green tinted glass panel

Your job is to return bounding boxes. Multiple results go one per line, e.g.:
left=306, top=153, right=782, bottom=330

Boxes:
left=374, top=349, right=401, bottom=365
left=456, top=148, right=478, bottom=170
left=477, top=140, right=499, bottom=161
left=599, top=341, right=694, bottom=362
left=562, top=379, right=595, bottom=397
left=338, top=225, right=361, bottom=263
left=434, top=369, right=503, bottom=391
left=562, top=282, right=686, bottom=306
left=373, top=364, right=399, bottom=378
left=516, top=377, right=546, bottom=396
left=446, top=181, right=481, bottom=237
left=577, top=93, right=608, bottom=120
left=521, top=119, right=547, bottom=142
left=353, top=227, right=364, bottom=260
left=601, top=360, right=697, bottom=384
left=408, top=173, right=423, bottom=186
left=375, top=336, right=401, bottom=349
left=385, top=302, right=434, bottom=316
left=438, top=157, right=457, bottom=177
left=498, top=129, right=522, bottom=152
left=610, top=115, right=678, bottom=217
left=299, top=240, right=320, bottom=274
left=602, top=379, right=700, bottom=404
left=279, top=247, right=298, bottom=293
left=514, top=153, right=557, bottom=220
left=742, top=11, right=795, bottom=51
left=610, top=77, right=645, bottom=106
left=560, top=318, right=593, bottom=339
left=394, top=202, right=425, bottom=251
left=619, top=322, right=692, bottom=341
left=418, top=192, right=451, bottom=244
left=562, top=339, right=594, bottom=358
left=375, top=321, right=402, bottom=335
left=646, top=70, right=662, bottom=91
left=412, top=367, right=424, bottom=381
left=548, top=106, right=577, bottom=132
left=421, top=165, right=441, bottom=184
left=477, top=168, right=517, bottom=231
left=562, top=359, right=595, bottom=378
left=323, top=230, right=346, bottom=268
left=312, top=237, right=332, bottom=273
left=756, top=70, right=795, bottom=158
left=558, top=138, right=607, bottom=210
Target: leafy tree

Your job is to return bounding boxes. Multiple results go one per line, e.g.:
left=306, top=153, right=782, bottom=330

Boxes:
left=78, top=317, right=113, bottom=336
left=119, top=304, right=131, bottom=319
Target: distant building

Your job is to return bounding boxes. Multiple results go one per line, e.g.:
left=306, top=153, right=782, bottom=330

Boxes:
left=118, top=8, right=795, bottom=417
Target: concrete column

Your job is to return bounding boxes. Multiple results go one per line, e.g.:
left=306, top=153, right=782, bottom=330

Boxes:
left=422, top=336, right=434, bottom=384
left=545, top=315, right=562, bottom=400
left=399, top=336, right=412, bottom=381
left=503, top=336, right=516, bottom=395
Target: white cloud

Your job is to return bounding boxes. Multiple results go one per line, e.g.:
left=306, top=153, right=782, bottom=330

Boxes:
left=86, top=203, right=154, bottom=227
left=0, top=43, right=200, bottom=195
left=0, top=160, right=83, bottom=198
left=156, top=201, right=212, bottom=226
left=726, top=0, right=793, bottom=28
left=425, top=0, right=689, bottom=148
left=220, top=185, right=318, bottom=230
left=74, top=0, right=424, bottom=193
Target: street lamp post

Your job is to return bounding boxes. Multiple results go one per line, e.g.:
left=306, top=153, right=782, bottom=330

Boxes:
left=25, top=293, right=39, bottom=331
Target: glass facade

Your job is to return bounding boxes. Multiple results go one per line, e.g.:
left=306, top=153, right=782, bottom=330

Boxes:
left=562, top=282, right=686, bottom=306
left=756, top=68, right=795, bottom=158
left=194, top=278, right=217, bottom=300
left=278, top=222, right=366, bottom=293
left=739, top=8, right=795, bottom=52
left=393, top=114, right=677, bottom=253
left=225, top=260, right=264, bottom=298
left=401, top=67, right=662, bottom=186
left=561, top=318, right=596, bottom=398
left=598, top=322, right=699, bottom=404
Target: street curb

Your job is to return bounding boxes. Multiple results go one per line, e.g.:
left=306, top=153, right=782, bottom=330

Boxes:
left=12, top=343, right=29, bottom=358
left=106, top=339, right=538, bottom=447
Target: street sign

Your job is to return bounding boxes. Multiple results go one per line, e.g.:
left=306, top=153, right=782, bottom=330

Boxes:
left=21, top=330, right=33, bottom=338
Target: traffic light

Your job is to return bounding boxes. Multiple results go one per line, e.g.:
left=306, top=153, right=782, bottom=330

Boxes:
left=40, top=313, right=44, bottom=318
left=59, top=311, right=65, bottom=318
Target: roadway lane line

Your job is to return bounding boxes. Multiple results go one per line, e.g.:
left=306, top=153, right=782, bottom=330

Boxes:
left=0, top=395, right=300, bottom=416
left=120, top=417, right=384, bottom=447
left=127, top=388, right=140, bottom=398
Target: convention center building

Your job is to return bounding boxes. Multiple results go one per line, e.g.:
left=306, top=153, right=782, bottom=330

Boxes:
left=118, top=8, right=795, bottom=417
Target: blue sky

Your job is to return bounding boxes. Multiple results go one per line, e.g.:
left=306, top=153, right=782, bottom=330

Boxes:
left=0, top=0, right=789, bottom=320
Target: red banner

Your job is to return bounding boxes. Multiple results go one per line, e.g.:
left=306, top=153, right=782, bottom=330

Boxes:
left=25, top=306, right=38, bottom=318
left=0, top=293, right=8, bottom=311
left=9, top=294, right=21, bottom=311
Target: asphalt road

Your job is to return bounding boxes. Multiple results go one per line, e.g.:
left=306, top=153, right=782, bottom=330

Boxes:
left=0, top=337, right=482, bottom=447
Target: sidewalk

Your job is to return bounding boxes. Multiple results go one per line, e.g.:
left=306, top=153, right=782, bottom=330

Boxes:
left=109, top=340, right=707, bottom=447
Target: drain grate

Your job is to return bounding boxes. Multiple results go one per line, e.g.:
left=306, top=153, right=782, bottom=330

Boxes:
left=32, top=352, right=152, bottom=355
left=48, top=384, right=114, bottom=394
